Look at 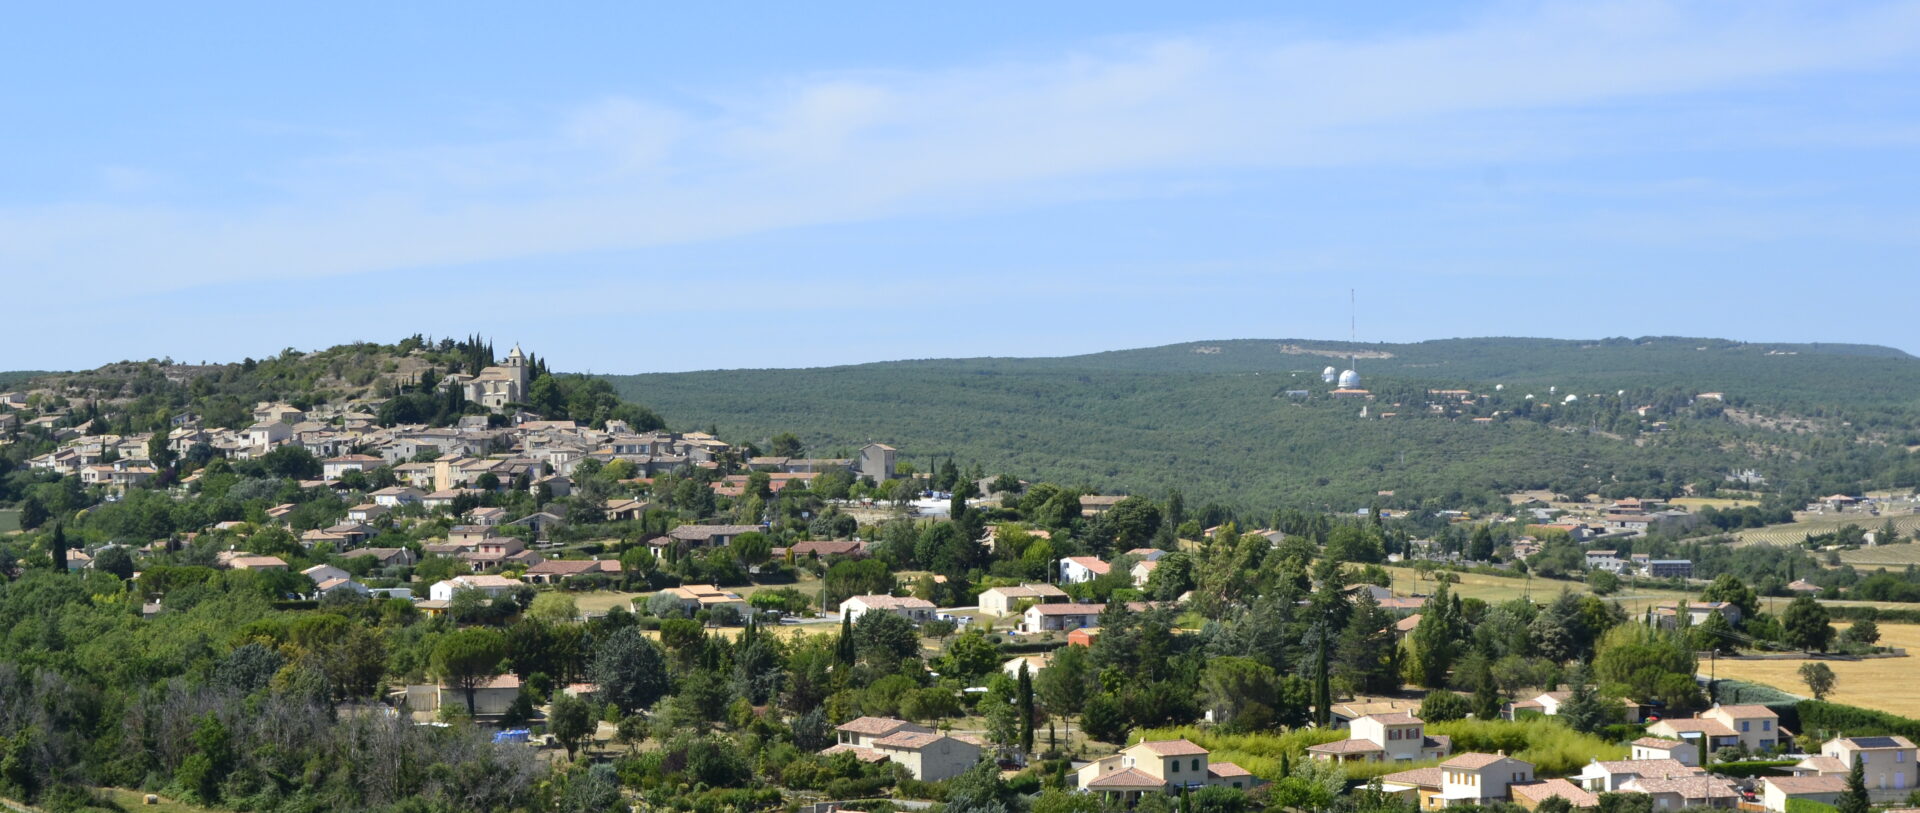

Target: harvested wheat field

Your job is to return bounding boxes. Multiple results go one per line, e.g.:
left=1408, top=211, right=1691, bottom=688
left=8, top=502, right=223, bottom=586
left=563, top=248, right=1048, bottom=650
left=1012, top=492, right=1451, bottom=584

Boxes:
left=1706, top=623, right=1920, bottom=718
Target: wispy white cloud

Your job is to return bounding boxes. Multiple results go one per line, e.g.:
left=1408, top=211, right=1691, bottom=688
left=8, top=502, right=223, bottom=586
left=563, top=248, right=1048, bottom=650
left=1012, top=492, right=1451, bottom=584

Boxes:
left=6, top=0, right=1920, bottom=300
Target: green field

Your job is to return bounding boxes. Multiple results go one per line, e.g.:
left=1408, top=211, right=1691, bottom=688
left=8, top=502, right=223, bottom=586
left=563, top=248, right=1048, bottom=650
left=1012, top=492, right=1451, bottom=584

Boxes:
left=0, top=509, right=19, bottom=534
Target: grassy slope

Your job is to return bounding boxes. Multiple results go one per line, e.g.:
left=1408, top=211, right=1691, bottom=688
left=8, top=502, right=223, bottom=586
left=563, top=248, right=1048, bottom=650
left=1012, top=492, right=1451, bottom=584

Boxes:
left=602, top=337, right=1920, bottom=512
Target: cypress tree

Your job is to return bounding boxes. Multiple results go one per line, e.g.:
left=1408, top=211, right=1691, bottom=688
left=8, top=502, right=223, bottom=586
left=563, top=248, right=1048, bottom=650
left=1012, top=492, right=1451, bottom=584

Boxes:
left=48, top=524, right=67, bottom=573
left=1017, top=662, right=1035, bottom=754
left=1837, top=755, right=1869, bottom=813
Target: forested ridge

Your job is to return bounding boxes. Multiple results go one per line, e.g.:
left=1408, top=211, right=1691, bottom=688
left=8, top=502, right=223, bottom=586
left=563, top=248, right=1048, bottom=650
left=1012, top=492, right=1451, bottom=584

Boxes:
left=602, top=337, right=1920, bottom=514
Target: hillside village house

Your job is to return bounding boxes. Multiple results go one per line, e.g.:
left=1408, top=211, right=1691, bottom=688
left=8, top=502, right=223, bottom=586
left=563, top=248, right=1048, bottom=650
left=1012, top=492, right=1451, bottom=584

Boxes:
left=1649, top=601, right=1741, bottom=630
left=427, top=574, right=523, bottom=602
left=1645, top=705, right=1779, bottom=754
left=1790, top=736, right=1920, bottom=790
left=1308, top=712, right=1452, bottom=763
left=1761, top=776, right=1846, bottom=812
left=1510, top=690, right=1642, bottom=723
left=856, top=443, right=897, bottom=482
left=665, top=524, right=760, bottom=548
left=1058, top=556, right=1110, bottom=584
left=406, top=673, right=522, bottom=717
left=1022, top=603, right=1103, bottom=634
left=655, top=584, right=748, bottom=615
left=1574, top=758, right=1702, bottom=792
left=840, top=595, right=936, bottom=624
left=1078, top=495, right=1127, bottom=516
left=1076, top=740, right=1254, bottom=801
left=370, top=486, right=424, bottom=507
left=977, top=583, right=1068, bottom=616
left=1439, top=752, right=1536, bottom=807
left=822, top=717, right=982, bottom=781
left=1631, top=738, right=1699, bottom=767
left=302, top=564, right=350, bottom=585
left=522, top=558, right=621, bottom=585
left=1379, top=752, right=1540, bottom=810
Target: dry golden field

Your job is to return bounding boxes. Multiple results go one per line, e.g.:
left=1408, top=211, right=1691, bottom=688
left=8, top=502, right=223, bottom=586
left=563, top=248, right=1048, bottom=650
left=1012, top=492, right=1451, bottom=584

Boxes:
left=1707, top=623, right=1920, bottom=717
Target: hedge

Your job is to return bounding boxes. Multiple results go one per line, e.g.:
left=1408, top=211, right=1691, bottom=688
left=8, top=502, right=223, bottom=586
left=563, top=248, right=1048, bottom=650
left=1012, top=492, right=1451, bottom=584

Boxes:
left=1786, top=798, right=1839, bottom=813
left=1797, top=700, right=1920, bottom=741
left=1713, top=760, right=1798, bottom=778
left=1825, top=606, right=1920, bottom=624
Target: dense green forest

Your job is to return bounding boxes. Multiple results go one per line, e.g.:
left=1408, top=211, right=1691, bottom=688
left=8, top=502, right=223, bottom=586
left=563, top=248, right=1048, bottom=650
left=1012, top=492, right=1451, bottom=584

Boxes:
left=602, top=337, right=1920, bottom=514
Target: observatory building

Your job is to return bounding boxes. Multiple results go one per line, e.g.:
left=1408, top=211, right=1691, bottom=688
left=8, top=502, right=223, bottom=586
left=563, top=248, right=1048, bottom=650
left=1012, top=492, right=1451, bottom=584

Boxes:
left=1322, top=366, right=1338, bottom=384
left=1337, top=369, right=1361, bottom=389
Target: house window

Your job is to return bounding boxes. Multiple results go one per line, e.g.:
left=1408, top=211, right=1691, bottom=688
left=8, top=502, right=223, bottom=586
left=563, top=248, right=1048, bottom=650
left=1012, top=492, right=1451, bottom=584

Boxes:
left=1192, top=759, right=1201, bottom=771
left=1762, top=720, right=1773, bottom=731
left=1170, top=761, right=1179, bottom=773
left=1740, top=721, right=1750, bottom=732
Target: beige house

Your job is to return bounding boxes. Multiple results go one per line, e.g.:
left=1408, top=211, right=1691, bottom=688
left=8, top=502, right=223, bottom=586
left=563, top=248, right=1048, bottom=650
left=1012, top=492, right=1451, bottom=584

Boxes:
left=978, top=584, right=1068, bottom=616
left=1307, top=713, right=1451, bottom=763
left=1813, top=736, right=1919, bottom=790
left=1617, top=774, right=1741, bottom=809
left=656, top=584, right=748, bottom=615
left=821, top=717, right=981, bottom=781
left=840, top=594, right=936, bottom=624
left=1646, top=718, right=1740, bottom=753
left=404, top=673, right=522, bottom=716
left=1439, top=752, right=1535, bottom=807
left=1761, top=776, right=1847, bottom=812
left=1699, top=704, right=1782, bottom=752
left=1076, top=739, right=1254, bottom=801
left=1510, top=779, right=1600, bottom=811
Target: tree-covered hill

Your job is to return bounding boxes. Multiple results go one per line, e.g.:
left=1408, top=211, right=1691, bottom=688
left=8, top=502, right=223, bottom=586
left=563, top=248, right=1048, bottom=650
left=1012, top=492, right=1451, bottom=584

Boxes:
left=601, top=336, right=1920, bottom=514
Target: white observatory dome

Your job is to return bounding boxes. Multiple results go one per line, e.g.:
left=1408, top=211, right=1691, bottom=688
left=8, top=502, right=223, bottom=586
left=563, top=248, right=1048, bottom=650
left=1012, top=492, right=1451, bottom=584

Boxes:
left=1549, top=386, right=1558, bottom=394
left=1564, top=394, right=1579, bottom=404
left=1338, top=369, right=1361, bottom=388
left=1322, top=366, right=1338, bottom=383
left=1495, top=384, right=1505, bottom=391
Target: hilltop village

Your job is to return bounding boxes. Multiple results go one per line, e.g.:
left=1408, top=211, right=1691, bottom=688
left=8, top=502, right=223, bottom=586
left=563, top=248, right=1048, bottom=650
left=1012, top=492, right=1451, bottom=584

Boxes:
left=2, top=339, right=1920, bottom=813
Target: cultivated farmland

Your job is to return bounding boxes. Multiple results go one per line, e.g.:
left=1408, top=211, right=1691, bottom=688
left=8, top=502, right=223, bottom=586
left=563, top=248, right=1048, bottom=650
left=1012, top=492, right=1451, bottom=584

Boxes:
left=1706, top=623, right=1920, bottom=718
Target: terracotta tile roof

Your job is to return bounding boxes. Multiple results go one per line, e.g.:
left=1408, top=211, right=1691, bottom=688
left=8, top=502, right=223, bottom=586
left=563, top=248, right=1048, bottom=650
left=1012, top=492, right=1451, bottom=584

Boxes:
left=1379, top=767, right=1444, bottom=789
left=835, top=716, right=928, bottom=737
left=1621, top=775, right=1740, bottom=800
left=1712, top=704, right=1779, bottom=718
left=872, top=731, right=945, bottom=749
left=1085, top=768, right=1166, bottom=789
left=1796, top=756, right=1848, bottom=774
left=1308, top=739, right=1384, bottom=754
left=1632, top=737, right=1687, bottom=750
left=1062, top=556, right=1110, bottom=574
left=1364, top=712, right=1423, bottom=725
left=1442, top=752, right=1513, bottom=769
left=1765, top=776, right=1848, bottom=795
left=820, top=744, right=890, bottom=762
left=1589, top=759, right=1699, bottom=777
left=846, top=595, right=936, bottom=610
left=1208, top=761, right=1251, bottom=778
left=1134, top=739, right=1209, bottom=757
left=1511, top=779, right=1599, bottom=809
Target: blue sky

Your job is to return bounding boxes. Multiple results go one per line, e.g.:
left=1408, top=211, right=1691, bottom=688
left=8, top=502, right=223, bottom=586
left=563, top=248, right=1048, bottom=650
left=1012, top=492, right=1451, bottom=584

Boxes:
left=5, top=1, right=1920, bottom=372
